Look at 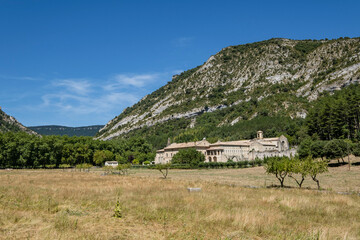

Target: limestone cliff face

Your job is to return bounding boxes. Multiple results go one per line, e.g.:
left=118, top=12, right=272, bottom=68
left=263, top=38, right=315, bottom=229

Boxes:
left=97, top=38, right=360, bottom=140
left=0, top=108, right=38, bottom=135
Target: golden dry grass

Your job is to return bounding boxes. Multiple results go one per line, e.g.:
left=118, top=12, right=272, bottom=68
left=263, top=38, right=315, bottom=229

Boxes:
left=0, top=163, right=359, bottom=239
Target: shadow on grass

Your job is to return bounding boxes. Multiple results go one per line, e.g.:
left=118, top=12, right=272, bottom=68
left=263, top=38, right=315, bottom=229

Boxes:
left=328, top=162, right=348, bottom=167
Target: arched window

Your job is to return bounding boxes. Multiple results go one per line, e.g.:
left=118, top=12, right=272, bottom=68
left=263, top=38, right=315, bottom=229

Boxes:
left=209, top=157, right=212, bottom=162
left=214, top=156, right=217, bottom=162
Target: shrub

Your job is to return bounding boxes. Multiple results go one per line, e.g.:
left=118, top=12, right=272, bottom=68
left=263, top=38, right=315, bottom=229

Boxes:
left=59, top=164, right=71, bottom=169
left=113, top=200, right=122, bottom=218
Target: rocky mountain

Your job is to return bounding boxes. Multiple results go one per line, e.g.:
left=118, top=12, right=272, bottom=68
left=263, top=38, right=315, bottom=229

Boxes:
left=28, top=125, right=104, bottom=137
left=0, top=108, right=37, bottom=135
left=96, top=37, right=360, bottom=146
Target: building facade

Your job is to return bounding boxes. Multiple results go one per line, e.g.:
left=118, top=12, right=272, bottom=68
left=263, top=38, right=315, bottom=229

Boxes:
left=155, top=131, right=295, bottom=164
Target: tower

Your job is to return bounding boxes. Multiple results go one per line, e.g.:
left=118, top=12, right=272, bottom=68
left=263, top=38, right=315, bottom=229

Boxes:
left=257, top=130, right=263, bottom=139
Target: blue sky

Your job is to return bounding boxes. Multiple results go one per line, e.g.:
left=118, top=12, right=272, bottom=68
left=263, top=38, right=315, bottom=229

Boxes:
left=0, top=0, right=359, bottom=126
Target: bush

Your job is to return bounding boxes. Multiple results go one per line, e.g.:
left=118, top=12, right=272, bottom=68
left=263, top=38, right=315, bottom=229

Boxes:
left=59, top=164, right=71, bottom=168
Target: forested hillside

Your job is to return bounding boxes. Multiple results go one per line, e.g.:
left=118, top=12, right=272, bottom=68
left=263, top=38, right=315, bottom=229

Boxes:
left=97, top=37, right=360, bottom=149
left=306, top=84, right=360, bottom=140
left=28, top=125, right=104, bottom=137
left=297, top=84, right=360, bottom=160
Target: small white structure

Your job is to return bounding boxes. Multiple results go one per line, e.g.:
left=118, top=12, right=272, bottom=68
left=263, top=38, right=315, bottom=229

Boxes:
left=104, top=161, right=118, bottom=167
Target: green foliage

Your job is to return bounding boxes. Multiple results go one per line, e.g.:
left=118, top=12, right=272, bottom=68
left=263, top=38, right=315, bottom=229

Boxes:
left=93, top=150, right=114, bottom=165
left=154, top=163, right=171, bottom=179
left=307, top=159, right=328, bottom=190
left=132, top=159, right=139, bottom=165
left=306, top=84, right=360, bottom=140
left=324, top=139, right=348, bottom=162
left=171, top=148, right=205, bottom=167
left=0, top=132, right=154, bottom=169
left=288, top=156, right=311, bottom=188
left=75, top=163, right=93, bottom=169
left=264, top=157, right=292, bottom=187
left=294, top=40, right=323, bottom=55
left=351, top=143, right=360, bottom=156
left=59, top=164, right=71, bottom=168
left=265, top=156, right=328, bottom=189
left=113, top=200, right=122, bottom=218
left=117, top=163, right=131, bottom=175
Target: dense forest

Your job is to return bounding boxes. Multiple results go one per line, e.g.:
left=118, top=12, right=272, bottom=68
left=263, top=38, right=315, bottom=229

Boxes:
left=306, top=84, right=360, bottom=140
left=0, top=132, right=154, bottom=168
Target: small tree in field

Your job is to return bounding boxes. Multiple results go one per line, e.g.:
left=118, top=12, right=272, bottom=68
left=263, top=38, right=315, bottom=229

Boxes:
left=264, top=157, right=291, bottom=188
left=155, top=163, right=171, bottom=179
left=117, top=163, right=131, bottom=175
left=288, top=156, right=309, bottom=188
left=308, top=159, right=328, bottom=190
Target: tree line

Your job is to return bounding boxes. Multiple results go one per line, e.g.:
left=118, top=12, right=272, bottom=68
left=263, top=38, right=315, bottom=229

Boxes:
left=265, top=156, right=328, bottom=189
left=0, top=132, right=154, bottom=168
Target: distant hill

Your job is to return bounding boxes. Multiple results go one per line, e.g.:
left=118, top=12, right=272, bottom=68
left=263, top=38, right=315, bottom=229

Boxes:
left=28, top=125, right=104, bottom=137
left=0, top=108, right=37, bottom=135
left=96, top=37, right=360, bottom=149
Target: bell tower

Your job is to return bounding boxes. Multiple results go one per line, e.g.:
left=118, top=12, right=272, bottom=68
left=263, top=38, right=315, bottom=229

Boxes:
left=257, top=130, right=263, bottom=139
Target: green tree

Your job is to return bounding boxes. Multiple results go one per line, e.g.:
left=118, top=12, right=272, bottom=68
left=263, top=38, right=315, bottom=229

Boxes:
left=155, top=163, right=171, bottom=179
left=172, top=148, right=205, bottom=167
left=288, top=157, right=309, bottom=188
left=324, top=139, right=347, bottom=163
left=308, top=159, right=328, bottom=190
left=297, top=137, right=313, bottom=159
left=310, top=140, right=327, bottom=159
left=264, top=156, right=291, bottom=188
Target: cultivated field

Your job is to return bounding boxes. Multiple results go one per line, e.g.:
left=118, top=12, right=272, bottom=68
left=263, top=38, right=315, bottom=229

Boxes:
left=0, top=161, right=360, bottom=239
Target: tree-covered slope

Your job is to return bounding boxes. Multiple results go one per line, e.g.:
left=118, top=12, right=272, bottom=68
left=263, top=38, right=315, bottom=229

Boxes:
left=28, top=125, right=104, bottom=137
left=97, top=37, right=360, bottom=147
left=0, top=108, right=37, bottom=135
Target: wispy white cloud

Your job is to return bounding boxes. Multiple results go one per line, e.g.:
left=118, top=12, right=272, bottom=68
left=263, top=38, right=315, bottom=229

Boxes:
left=0, top=75, right=42, bottom=81
left=53, top=79, right=92, bottom=95
left=25, top=70, right=177, bottom=125
left=104, top=73, right=160, bottom=91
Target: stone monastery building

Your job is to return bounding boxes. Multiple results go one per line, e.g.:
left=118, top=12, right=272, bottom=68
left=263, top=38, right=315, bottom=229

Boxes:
left=155, top=131, right=295, bottom=164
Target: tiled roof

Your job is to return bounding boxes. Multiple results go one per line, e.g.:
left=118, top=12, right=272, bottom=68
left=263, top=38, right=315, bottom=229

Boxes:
left=164, top=140, right=210, bottom=150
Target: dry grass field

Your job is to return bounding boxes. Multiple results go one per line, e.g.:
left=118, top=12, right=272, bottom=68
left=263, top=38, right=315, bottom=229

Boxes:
left=0, top=161, right=360, bottom=239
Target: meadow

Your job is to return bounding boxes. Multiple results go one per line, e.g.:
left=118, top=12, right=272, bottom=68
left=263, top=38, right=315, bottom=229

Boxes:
left=0, top=161, right=360, bottom=239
